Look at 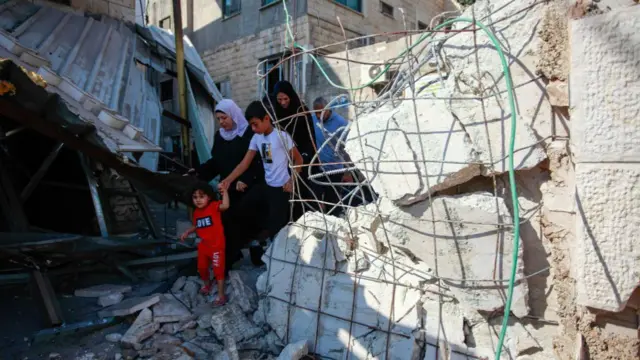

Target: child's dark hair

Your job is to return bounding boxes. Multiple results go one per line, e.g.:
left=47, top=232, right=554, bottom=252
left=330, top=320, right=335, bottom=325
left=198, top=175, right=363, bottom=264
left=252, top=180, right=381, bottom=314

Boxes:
left=190, top=183, right=217, bottom=200
left=245, top=99, right=274, bottom=121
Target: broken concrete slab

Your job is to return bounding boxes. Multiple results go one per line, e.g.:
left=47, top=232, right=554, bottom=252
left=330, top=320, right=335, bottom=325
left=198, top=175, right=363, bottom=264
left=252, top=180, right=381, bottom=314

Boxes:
left=190, top=336, right=223, bottom=353
left=121, top=308, right=160, bottom=350
left=151, top=334, right=183, bottom=351
left=182, top=280, right=200, bottom=307
left=98, top=294, right=161, bottom=318
left=152, top=296, right=192, bottom=323
left=570, top=5, right=640, bottom=312
left=210, top=303, right=262, bottom=343
left=277, top=340, right=308, bottom=360
left=98, top=293, right=124, bottom=307
left=228, top=270, right=258, bottom=314
left=74, top=284, right=132, bottom=298
left=171, top=276, right=187, bottom=293
left=348, top=194, right=530, bottom=316
left=148, top=265, right=178, bottom=282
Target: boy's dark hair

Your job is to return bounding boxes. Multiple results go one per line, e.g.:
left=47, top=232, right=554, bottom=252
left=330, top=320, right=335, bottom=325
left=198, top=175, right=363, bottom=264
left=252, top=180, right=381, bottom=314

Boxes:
left=190, top=183, right=217, bottom=200
left=245, top=99, right=274, bottom=121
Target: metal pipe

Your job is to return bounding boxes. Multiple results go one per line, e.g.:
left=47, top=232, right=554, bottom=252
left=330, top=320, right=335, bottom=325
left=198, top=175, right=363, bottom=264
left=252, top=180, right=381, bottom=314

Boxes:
left=172, top=0, right=191, bottom=168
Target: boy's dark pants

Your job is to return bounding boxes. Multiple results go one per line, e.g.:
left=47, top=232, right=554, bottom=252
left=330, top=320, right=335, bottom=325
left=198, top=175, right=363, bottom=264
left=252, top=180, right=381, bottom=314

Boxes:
left=230, top=183, right=291, bottom=242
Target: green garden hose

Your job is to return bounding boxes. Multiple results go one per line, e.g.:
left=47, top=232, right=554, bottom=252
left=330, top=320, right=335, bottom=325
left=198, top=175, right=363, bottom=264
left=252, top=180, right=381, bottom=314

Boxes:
left=282, top=4, right=520, bottom=359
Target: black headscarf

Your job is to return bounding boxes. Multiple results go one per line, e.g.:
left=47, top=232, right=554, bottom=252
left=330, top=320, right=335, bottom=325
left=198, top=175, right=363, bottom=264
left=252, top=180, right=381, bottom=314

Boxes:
left=271, top=81, right=316, bottom=164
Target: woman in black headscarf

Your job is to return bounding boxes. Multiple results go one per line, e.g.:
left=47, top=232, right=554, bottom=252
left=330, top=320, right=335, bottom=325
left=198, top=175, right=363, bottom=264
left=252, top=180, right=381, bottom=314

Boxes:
left=269, top=80, right=320, bottom=216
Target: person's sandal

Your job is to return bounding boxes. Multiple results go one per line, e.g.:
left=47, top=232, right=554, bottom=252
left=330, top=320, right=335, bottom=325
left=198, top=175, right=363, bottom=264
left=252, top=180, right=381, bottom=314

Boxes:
left=199, top=285, right=212, bottom=295
left=212, top=296, right=227, bottom=307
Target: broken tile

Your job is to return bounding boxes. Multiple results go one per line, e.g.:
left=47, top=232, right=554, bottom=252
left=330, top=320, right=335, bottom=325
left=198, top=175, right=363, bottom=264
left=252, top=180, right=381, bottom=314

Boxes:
left=75, top=284, right=132, bottom=297
left=98, top=294, right=161, bottom=318
left=98, top=293, right=124, bottom=307
left=153, top=297, right=192, bottom=323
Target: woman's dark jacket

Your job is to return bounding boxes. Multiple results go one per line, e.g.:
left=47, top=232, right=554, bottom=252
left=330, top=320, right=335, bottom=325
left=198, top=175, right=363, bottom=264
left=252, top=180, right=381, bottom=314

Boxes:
left=196, top=128, right=263, bottom=187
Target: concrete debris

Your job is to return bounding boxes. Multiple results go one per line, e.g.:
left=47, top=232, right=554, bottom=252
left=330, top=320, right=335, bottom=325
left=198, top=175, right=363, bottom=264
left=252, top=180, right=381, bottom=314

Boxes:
left=191, top=336, right=224, bottom=353
left=114, top=353, right=122, bottom=360
left=546, top=80, right=569, bottom=107
left=182, top=280, right=200, bottom=307
left=570, top=4, right=640, bottom=312
left=181, top=341, right=209, bottom=359
left=151, top=334, right=183, bottom=351
left=148, top=265, right=179, bottom=282
left=180, top=328, right=198, bottom=342
left=49, top=353, right=61, bottom=360
left=172, top=276, right=187, bottom=292
left=215, top=338, right=240, bottom=360
left=210, top=303, right=262, bottom=343
left=276, top=340, right=308, bottom=360
left=228, top=270, right=258, bottom=313
left=153, top=296, right=192, bottom=323
left=98, top=294, right=161, bottom=318
left=121, top=308, right=160, bottom=350
left=160, top=323, right=180, bottom=335
left=106, top=333, right=123, bottom=343
left=98, top=292, right=124, bottom=307
left=74, top=284, right=132, bottom=298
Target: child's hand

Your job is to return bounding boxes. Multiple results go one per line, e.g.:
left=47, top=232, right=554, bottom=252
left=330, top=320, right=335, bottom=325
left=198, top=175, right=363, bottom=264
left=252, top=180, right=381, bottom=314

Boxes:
left=218, top=180, right=230, bottom=192
left=180, top=231, right=189, bottom=242
left=236, top=181, right=248, bottom=192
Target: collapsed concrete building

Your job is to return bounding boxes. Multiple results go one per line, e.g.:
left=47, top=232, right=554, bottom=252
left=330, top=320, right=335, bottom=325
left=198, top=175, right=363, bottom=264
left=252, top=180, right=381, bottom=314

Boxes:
left=1, top=0, right=639, bottom=359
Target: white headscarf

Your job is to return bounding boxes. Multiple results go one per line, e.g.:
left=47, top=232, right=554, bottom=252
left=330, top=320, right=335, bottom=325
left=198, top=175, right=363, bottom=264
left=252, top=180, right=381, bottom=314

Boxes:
left=216, top=99, right=249, bottom=141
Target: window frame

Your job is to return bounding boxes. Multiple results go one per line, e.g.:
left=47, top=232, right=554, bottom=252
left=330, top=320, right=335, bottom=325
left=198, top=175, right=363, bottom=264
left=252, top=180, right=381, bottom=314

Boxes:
left=380, top=1, right=394, bottom=18
left=222, top=0, right=242, bottom=18
left=261, top=0, right=280, bottom=6
left=418, top=21, right=428, bottom=30
left=331, top=0, right=363, bottom=14
left=159, top=16, right=172, bottom=30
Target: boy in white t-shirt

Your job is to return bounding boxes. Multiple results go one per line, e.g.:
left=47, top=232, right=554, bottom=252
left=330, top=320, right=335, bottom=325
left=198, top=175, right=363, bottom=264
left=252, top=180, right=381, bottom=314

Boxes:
left=219, top=101, right=303, bottom=240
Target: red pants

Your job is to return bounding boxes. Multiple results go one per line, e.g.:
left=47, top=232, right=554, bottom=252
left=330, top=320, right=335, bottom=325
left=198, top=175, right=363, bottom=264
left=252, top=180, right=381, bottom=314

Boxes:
left=197, top=244, right=225, bottom=282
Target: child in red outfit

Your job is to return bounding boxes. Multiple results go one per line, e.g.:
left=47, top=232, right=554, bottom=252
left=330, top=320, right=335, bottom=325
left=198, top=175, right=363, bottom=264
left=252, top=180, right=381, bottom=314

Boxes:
left=180, top=185, right=229, bottom=306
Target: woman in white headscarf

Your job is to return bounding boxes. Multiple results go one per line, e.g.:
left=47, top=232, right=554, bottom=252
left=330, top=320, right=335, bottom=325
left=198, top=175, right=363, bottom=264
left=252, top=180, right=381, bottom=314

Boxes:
left=188, top=99, right=264, bottom=268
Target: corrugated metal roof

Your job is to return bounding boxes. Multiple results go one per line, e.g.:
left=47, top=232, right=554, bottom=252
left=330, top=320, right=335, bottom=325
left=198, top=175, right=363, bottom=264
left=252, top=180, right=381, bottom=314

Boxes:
left=0, top=0, right=220, bottom=171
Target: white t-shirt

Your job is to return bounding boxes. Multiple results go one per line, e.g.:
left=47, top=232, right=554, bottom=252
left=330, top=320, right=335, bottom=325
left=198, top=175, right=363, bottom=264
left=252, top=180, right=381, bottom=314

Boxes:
left=249, top=129, right=295, bottom=187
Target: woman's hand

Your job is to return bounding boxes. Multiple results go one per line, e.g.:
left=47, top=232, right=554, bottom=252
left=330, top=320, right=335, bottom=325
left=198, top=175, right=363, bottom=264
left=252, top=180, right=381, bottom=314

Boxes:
left=218, top=179, right=230, bottom=192
left=236, top=181, right=248, bottom=192
left=183, top=168, right=196, bottom=177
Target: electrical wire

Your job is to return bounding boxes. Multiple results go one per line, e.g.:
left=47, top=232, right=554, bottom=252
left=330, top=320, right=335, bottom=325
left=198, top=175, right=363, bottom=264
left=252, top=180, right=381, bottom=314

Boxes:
left=280, top=2, right=521, bottom=359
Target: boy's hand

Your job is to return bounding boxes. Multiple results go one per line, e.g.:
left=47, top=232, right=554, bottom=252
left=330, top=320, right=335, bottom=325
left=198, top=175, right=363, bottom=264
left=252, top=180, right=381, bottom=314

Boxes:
left=236, top=181, right=248, bottom=192
left=283, top=179, right=294, bottom=193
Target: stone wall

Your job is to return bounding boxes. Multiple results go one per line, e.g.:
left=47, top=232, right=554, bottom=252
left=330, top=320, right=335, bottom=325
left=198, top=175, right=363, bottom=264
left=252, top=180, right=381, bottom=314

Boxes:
left=201, top=16, right=310, bottom=110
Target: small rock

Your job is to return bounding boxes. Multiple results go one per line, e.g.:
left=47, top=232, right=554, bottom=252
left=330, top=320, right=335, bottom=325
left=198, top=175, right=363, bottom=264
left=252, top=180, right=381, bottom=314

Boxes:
left=196, top=313, right=211, bottom=329
left=180, top=328, right=198, bottom=342
left=121, top=349, right=137, bottom=360
left=179, top=319, right=197, bottom=332
left=49, top=353, right=61, bottom=360
left=152, top=334, right=183, bottom=351
left=105, top=333, right=123, bottom=343
left=214, top=337, right=239, bottom=360
left=171, top=276, right=187, bottom=292
left=210, top=304, right=262, bottom=343
left=161, top=323, right=180, bottom=335
left=277, top=340, right=308, bottom=360
left=191, top=337, right=223, bottom=353
left=75, top=284, right=132, bottom=297
left=148, top=266, right=178, bottom=282
left=137, top=348, right=157, bottom=358
left=114, top=354, right=122, bottom=360
left=98, top=293, right=124, bottom=307
left=547, top=80, right=569, bottom=107
left=183, top=281, right=199, bottom=304
left=355, top=257, right=371, bottom=272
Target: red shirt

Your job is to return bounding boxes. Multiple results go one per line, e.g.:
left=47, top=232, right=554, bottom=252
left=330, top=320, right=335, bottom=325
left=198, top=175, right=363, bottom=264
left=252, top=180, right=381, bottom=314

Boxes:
left=193, top=201, right=225, bottom=249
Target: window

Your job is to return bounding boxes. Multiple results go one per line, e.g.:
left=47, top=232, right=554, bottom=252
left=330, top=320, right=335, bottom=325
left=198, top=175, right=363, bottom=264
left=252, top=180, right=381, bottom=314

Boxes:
left=418, top=21, right=428, bottom=30
left=159, top=16, right=172, bottom=30
left=261, top=0, right=279, bottom=6
left=380, top=1, right=393, bottom=17
left=257, top=53, right=306, bottom=98
left=333, top=0, right=362, bottom=13
left=160, top=80, right=173, bottom=102
left=223, top=0, right=241, bottom=17
left=215, top=80, right=231, bottom=98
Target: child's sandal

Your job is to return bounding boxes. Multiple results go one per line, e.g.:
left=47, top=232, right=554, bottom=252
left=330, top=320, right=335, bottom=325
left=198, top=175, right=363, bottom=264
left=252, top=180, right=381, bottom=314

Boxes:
left=199, top=285, right=212, bottom=295
left=212, top=296, right=227, bottom=307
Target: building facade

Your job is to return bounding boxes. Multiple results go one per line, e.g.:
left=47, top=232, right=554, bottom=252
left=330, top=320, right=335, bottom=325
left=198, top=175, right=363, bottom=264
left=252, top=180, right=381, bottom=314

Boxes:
left=146, top=0, right=454, bottom=110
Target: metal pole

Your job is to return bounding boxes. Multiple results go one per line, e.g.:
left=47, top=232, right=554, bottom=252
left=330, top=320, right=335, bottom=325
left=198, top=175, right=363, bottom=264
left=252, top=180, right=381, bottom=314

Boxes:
left=78, top=153, right=109, bottom=238
left=172, top=0, right=191, bottom=169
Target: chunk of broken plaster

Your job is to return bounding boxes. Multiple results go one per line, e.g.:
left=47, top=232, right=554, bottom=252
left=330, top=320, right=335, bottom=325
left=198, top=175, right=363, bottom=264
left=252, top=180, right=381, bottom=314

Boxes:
left=210, top=304, right=262, bottom=343
left=121, top=308, right=160, bottom=349
left=98, top=293, right=124, bottom=307
left=75, top=284, right=132, bottom=297
left=152, top=297, right=191, bottom=323
left=228, top=271, right=258, bottom=313
left=171, top=276, right=187, bottom=293
left=98, top=294, right=161, bottom=318
left=277, top=340, right=308, bottom=360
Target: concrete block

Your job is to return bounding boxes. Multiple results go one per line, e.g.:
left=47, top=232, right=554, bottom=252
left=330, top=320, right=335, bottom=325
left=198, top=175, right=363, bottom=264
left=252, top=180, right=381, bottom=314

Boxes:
left=121, top=308, right=160, bottom=349
left=98, top=292, right=124, bottom=307
left=574, top=164, right=640, bottom=311
left=152, top=297, right=192, bottom=323
left=75, top=284, right=132, bottom=297
left=98, top=294, right=161, bottom=318
left=227, top=270, right=258, bottom=314
left=277, top=340, right=308, bottom=360
left=210, top=303, right=262, bottom=343
left=570, top=6, right=640, bottom=163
